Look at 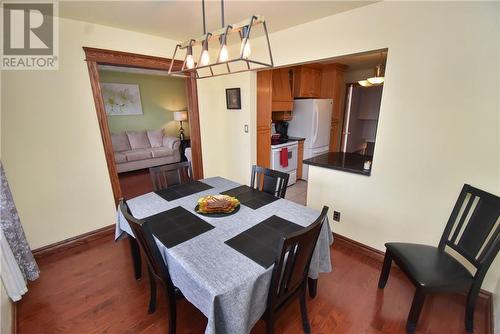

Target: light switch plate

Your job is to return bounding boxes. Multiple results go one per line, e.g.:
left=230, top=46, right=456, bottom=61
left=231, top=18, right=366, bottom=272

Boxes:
left=244, top=124, right=249, bottom=133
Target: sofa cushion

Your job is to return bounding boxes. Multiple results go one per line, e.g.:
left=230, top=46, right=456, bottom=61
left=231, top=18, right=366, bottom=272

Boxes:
left=126, top=131, right=151, bottom=150
left=147, top=129, right=164, bottom=148
left=124, top=149, right=152, bottom=162
left=150, top=147, right=174, bottom=158
left=114, top=152, right=127, bottom=163
left=111, top=132, right=131, bottom=152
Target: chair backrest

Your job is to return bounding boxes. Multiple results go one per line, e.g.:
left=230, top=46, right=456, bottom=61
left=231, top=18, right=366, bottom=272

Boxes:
left=250, top=165, right=290, bottom=198
left=439, top=184, right=500, bottom=277
left=119, top=199, right=175, bottom=288
left=149, top=161, right=193, bottom=191
left=267, top=206, right=329, bottom=310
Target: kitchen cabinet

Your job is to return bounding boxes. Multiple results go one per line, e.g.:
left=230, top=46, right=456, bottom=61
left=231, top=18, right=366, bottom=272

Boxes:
left=271, top=68, right=294, bottom=112
left=320, top=63, right=347, bottom=152
left=293, top=66, right=322, bottom=98
left=257, top=70, right=272, bottom=168
left=297, top=140, right=304, bottom=180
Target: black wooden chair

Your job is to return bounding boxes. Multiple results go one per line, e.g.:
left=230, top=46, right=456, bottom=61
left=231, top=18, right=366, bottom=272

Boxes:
left=264, top=206, right=329, bottom=334
left=378, top=184, right=500, bottom=333
left=119, top=199, right=182, bottom=334
left=149, top=161, right=193, bottom=191
left=250, top=165, right=290, bottom=198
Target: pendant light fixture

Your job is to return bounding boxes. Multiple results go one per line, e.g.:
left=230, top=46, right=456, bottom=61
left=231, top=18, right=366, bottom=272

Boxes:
left=367, top=64, right=385, bottom=85
left=169, top=0, right=273, bottom=79
left=358, top=52, right=386, bottom=87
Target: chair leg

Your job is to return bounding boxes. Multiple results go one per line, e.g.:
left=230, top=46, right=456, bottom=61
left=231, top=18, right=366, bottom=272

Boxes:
left=465, top=286, right=479, bottom=332
left=378, top=251, right=392, bottom=289
left=406, top=288, right=426, bottom=334
left=128, top=236, right=142, bottom=280
left=167, top=290, right=177, bottom=334
left=300, top=284, right=311, bottom=334
left=265, top=309, right=275, bottom=334
left=147, top=268, right=157, bottom=314
left=307, top=277, right=318, bottom=298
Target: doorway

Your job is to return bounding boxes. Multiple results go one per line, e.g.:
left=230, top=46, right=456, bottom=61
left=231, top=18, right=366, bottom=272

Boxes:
left=84, top=47, right=204, bottom=203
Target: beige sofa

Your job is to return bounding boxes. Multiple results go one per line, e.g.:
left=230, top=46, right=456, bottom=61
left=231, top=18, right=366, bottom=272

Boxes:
left=111, top=129, right=181, bottom=173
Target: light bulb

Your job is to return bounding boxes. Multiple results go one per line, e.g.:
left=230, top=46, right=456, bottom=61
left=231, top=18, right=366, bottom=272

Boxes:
left=220, top=44, right=229, bottom=62
left=186, top=54, right=195, bottom=69
left=200, top=49, right=210, bottom=66
left=241, top=40, right=251, bottom=59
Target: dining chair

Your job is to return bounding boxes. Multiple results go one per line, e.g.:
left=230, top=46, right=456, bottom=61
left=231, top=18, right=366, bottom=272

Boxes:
left=378, top=184, right=500, bottom=333
left=250, top=165, right=290, bottom=198
left=119, top=198, right=183, bottom=334
left=264, top=206, right=329, bottom=334
left=149, top=161, right=193, bottom=191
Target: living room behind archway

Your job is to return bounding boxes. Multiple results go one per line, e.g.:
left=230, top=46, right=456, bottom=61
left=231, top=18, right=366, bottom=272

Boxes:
left=100, top=64, right=191, bottom=198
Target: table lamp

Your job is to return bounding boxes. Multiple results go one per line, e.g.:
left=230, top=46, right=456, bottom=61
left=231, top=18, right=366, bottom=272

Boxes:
left=174, top=111, right=188, bottom=140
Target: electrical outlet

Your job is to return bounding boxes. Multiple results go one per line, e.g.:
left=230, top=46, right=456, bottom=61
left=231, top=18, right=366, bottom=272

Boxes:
left=333, top=211, right=341, bottom=222
left=244, top=124, right=249, bottom=133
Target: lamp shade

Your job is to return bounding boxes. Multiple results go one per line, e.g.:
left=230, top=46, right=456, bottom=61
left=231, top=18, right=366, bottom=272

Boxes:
left=174, top=111, right=188, bottom=121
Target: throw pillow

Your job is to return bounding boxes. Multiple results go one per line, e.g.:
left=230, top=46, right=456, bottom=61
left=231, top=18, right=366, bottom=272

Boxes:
left=147, top=129, right=164, bottom=148
left=110, top=132, right=131, bottom=152
left=126, top=131, right=151, bottom=150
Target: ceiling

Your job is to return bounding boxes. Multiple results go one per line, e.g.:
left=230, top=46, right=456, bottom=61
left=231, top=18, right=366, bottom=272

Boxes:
left=59, top=1, right=375, bottom=42
left=327, top=49, right=387, bottom=70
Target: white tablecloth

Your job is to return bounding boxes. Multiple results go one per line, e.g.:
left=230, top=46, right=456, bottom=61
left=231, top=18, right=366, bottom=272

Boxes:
left=116, top=177, right=333, bottom=334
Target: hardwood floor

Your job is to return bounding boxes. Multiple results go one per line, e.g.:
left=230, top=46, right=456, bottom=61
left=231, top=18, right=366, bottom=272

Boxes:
left=19, top=234, right=489, bottom=334
left=119, top=169, right=154, bottom=199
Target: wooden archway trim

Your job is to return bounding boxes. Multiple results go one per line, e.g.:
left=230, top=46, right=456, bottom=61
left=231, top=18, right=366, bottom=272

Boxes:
left=83, top=47, right=204, bottom=203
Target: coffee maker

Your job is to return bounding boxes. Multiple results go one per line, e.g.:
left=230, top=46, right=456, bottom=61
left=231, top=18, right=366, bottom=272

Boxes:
left=274, top=121, right=289, bottom=140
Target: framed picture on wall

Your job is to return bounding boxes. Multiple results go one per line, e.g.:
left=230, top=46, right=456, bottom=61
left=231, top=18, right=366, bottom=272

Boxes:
left=226, top=88, right=241, bottom=110
left=102, top=83, right=143, bottom=115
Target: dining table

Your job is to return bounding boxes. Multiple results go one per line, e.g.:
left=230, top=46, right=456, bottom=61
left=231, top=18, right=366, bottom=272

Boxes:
left=115, top=176, right=333, bottom=334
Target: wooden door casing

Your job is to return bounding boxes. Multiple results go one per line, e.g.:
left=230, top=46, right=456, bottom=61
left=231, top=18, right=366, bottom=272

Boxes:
left=83, top=47, right=204, bottom=203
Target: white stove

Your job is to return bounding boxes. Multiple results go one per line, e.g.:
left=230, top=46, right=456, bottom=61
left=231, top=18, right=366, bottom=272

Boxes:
left=270, top=140, right=298, bottom=186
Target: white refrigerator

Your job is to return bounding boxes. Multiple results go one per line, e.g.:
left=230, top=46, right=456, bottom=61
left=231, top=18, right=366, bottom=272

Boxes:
left=287, top=99, right=333, bottom=180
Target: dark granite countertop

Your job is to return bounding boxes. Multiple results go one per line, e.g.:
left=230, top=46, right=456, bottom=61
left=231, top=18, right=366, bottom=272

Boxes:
left=303, top=152, right=372, bottom=176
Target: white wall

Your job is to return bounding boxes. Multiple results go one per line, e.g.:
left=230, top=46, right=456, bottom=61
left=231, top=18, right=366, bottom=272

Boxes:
left=198, top=1, right=500, bottom=292
left=0, top=283, right=12, bottom=334
left=1, top=18, right=181, bottom=249
left=197, top=72, right=256, bottom=185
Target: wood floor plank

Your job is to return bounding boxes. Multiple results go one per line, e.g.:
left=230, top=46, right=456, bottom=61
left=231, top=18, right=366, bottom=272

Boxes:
left=18, top=234, right=489, bottom=334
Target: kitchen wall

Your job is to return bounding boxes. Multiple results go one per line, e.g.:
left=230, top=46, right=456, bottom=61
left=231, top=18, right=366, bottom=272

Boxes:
left=1, top=17, right=180, bottom=249
left=197, top=1, right=500, bottom=292
left=197, top=72, right=256, bottom=185
left=100, top=70, right=189, bottom=137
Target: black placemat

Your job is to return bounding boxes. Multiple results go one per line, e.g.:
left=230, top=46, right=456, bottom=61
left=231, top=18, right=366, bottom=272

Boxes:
left=145, top=206, right=214, bottom=248
left=225, top=215, right=303, bottom=268
left=221, top=185, right=280, bottom=210
left=155, top=181, right=213, bottom=202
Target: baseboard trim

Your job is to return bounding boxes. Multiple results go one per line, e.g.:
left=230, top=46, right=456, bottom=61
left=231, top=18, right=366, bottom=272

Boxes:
left=32, top=224, right=115, bottom=260
left=333, top=232, right=494, bottom=334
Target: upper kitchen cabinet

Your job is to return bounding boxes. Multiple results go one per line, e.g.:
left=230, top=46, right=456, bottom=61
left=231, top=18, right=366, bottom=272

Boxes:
left=271, top=68, right=294, bottom=112
left=293, top=66, right=322, bottom=98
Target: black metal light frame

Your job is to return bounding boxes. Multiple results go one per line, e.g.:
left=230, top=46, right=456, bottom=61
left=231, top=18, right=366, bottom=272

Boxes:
left=168, top=0, right=273, bottom=79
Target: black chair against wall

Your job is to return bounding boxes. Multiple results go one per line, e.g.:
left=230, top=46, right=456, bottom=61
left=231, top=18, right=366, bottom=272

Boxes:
left=250, top=165, right=290, bottom=198
left=378, top=184, right=500, bottom=333
left=263, top=206, right=329, bottom=334
left=149, top=161, right=193, bottom=191
left=119, top=199, right=182, bottom=334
